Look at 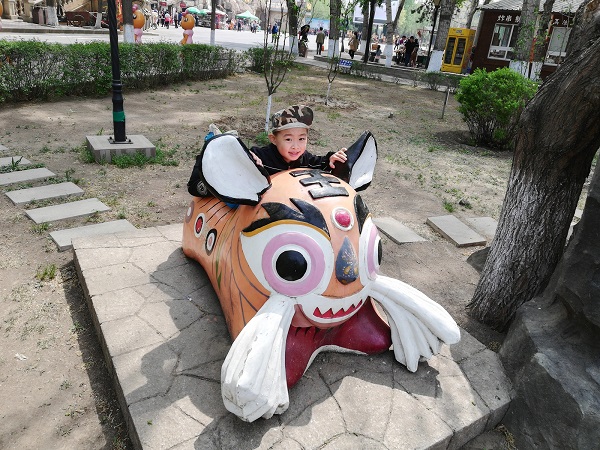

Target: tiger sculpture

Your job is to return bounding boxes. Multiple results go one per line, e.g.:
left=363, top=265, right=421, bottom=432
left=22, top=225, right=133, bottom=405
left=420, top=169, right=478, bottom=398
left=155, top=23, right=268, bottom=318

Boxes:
left=182, top=131, right=460, bottom=422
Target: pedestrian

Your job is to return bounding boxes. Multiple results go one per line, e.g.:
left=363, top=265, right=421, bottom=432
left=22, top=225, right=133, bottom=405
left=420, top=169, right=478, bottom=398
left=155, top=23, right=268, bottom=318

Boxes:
left=404, top=36, right=418, bottom=67
left=348, top=31, right=359, bottom=59
left=315, top=27, right=325, bottom=55
left=298, top=24, right=309, bottom=56
left=237, top=19, right=242, bottom=31
left=164, top=12, right=171, bottom=29
left=159, top=9, right=165, bottom=27
left=271, top=23, right=278, bottom=42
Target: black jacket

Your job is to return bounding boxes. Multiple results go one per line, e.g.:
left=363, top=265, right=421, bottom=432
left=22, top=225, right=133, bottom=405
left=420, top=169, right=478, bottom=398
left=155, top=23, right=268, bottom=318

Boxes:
left=250, top=143, right=334, bottom=176
left=187, top=143, right=333, bottom=197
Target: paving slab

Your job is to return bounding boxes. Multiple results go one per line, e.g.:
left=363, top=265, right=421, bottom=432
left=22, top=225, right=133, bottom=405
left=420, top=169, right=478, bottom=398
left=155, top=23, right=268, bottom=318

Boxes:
left=0, top=167, right=55, bottom=186
left=427, top=215, right=487, bottom=247
left=0, top=144, right=8, bottom=151
left=50, top=219, right=137, bottom=251
left=465, top=217, right=498, bottom=241
left=0, top=156, right=31, bottom=167
left=374, top=217, right=427, bottom=244
left=5, top=181, right=84, bottom=205
left=86, top=135, right=156, bottom=163
left=73, top=224, right=512, bottom=450
left=25, top=197, right=110, bottom=224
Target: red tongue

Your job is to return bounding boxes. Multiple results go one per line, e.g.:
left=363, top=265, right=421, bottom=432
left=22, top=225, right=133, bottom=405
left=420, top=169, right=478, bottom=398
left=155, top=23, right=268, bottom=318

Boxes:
left=313, top=300, right=363, bottom=318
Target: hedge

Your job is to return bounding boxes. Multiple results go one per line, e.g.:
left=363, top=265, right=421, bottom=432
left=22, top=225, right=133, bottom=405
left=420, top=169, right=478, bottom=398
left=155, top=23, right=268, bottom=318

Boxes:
left=0, top=41, right=242, bottom=103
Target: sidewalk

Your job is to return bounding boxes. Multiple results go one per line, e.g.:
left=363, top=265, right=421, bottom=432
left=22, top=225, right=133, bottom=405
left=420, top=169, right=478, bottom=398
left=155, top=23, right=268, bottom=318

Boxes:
left=73, top=224, right=512, bottom=450
left=0, top=18, right=109, bottom=34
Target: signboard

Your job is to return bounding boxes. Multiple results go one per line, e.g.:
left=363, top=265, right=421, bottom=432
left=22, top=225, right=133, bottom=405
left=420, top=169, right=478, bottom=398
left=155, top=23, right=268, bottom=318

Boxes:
left=180, top=2, right=186, bottom=7
left=159, top=1, right=167, bottom=6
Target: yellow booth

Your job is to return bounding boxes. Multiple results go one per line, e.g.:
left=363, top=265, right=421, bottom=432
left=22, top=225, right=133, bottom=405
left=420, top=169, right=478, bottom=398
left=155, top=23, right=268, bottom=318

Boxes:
left=441, top=28, right=476, bottom=74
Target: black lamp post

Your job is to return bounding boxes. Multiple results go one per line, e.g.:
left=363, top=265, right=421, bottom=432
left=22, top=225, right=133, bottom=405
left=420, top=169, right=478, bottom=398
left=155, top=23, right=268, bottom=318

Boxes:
left=425, top=0, right=441, bottom=70
left=107, top=0, right=129, bottom=143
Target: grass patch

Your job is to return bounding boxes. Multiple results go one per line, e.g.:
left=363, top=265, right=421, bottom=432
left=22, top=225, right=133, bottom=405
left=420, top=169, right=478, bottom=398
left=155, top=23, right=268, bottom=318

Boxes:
left=111, top=147, right=179, bottom=169
left=443, top=199, right=455, bottom=213
left=77, top=143, right=96, bottom=163
left=31, top=223, right=50, bottom=234
left=36, top=263, right=57, bottom=281
left=253, top=131, right=270, bottom=146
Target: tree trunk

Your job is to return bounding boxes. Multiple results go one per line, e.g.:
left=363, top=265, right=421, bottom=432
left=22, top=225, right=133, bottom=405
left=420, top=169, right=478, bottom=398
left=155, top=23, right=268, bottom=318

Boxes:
left=465, top=0, right=479, bottom=29
left=384, top=0, right=405, bottom=67
left=362, top=0, right=376, bottom=63
left=533, top=0, right=556, bottom=60
left=514, top=0, right=541, bottom=63
left=433, top=0, right=457, bottom=52
left=360, top=2, right=370, bottom=53
left=46, top=0, right=59, bottom=26
left=468, top=0, right=600, bottom=330
left=329, top=0, right=341, bottom=57
left=122, top=0, right=134, bottom=43
left=286, top=0, right=299, bottom=55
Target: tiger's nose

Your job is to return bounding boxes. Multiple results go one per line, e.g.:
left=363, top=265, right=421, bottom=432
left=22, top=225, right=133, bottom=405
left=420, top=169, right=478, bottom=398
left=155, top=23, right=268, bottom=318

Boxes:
left=335, top=237, right=358, bottom=285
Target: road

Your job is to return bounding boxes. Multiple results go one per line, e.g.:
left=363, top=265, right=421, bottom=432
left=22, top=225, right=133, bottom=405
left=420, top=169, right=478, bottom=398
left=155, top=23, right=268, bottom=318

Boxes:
left=0, top=22, right=322, bottom=53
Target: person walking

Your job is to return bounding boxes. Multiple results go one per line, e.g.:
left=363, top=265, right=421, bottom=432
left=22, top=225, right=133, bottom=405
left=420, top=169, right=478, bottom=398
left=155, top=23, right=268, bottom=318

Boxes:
left=164, top=12, right=171, bottom=29
left=348, top=31, right=359, bottom=59
left=315, top=27, right=325, bottom=55
left=271, top=23, right=278, bottom=42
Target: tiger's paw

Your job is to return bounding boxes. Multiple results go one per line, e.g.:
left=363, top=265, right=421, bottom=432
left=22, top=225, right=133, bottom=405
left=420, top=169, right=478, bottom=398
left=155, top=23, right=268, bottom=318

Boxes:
left=221, top=295, right=294, bottom=422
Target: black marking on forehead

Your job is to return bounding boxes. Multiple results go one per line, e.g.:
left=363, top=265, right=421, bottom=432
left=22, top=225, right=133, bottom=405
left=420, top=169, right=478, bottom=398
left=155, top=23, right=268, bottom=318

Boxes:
left=291, top=169, right=349, bottom=199
left=243, top=198, right=330, bottom=236
left=354, top=195, right=370, bottom=233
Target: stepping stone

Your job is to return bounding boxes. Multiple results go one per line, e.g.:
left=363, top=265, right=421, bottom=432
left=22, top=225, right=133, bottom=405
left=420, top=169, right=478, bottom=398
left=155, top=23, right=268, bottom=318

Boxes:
left=50, top=220, right=137, bottom=251
left=465, top=217, right=498, bottom=241
left=0, top=156, right=31, bottom=167
left=25, top=198, right=110, bottom=224
left=0, top=168, right=55, bottom=186
left=426, top=215, right=486, bottom=247
left=6, top=182, right=84, bottom=205
left=0, top=144, right=8, bottom=151
left=374, top=217, right=427, bottom=244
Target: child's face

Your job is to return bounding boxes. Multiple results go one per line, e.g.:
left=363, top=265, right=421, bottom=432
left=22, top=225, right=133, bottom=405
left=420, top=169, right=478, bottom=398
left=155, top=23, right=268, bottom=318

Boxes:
left=269, top=128, right=309, bottom=163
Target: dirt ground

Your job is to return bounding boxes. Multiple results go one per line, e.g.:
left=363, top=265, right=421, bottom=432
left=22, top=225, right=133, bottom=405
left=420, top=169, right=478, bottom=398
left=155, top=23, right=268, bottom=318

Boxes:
left=0, top=66, right=513, bottom=449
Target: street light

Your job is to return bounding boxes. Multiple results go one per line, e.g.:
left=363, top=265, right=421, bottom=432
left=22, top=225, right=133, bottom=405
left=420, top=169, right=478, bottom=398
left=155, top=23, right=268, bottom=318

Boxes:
left=425, top=0, right=441, bottom=70
left=107, top=0, right=129, bottom=143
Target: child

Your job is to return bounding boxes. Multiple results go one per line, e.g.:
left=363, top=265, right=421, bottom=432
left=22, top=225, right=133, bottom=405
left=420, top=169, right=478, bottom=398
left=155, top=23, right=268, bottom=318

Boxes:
left=250, top=105, right=347, bottom=175
left=187, top=105, right=347, bottom=197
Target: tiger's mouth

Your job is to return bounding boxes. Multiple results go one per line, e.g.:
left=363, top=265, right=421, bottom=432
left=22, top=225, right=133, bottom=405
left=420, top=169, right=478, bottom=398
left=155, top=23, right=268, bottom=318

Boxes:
left=292, top=288, right=370, bottom=327
left=313, top=300, right=364, bottom=319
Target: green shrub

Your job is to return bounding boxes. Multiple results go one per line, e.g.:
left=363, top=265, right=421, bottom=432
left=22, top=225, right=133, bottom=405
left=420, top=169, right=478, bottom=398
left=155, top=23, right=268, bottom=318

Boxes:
left=0, top=41, right=242, bottom=104
left=455, top=68, right=538, bottom=148
left=244, top=46, right=272, bottom=73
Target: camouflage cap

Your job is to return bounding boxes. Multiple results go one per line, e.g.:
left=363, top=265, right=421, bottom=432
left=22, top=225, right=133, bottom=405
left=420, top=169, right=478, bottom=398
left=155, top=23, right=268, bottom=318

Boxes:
left=270, top=105, right=313, bottom=132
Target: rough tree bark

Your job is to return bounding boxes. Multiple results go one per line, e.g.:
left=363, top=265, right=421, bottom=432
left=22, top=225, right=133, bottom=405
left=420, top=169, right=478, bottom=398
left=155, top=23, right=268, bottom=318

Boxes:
left=328, top=0, right=341, bottom=57
left=433, top=0, right=457, bottom=52
left=384, top=0, right=405, bottom=67
left=360, top=1, right=371, bottom=53
left=467, top=0, right=600, bottom=330
left=516, top=0, right=540, bottom=57
left=362, top=0, right=377, bottom=63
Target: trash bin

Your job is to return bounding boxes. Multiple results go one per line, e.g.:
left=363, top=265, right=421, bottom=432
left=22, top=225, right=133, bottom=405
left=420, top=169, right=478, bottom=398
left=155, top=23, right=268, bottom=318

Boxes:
left=32, top=7, right=47, bottom=25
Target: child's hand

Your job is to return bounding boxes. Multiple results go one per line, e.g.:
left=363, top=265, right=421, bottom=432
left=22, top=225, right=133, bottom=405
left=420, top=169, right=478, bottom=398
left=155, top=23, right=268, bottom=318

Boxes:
left=250, top=151, right=263, bottom=166
left=329, top=148, right=347, bottom=168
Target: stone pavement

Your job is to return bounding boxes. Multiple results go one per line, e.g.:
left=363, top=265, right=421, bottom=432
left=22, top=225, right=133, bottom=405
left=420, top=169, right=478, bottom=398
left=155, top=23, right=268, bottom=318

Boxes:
left=73, top=224, right=512, bottom=450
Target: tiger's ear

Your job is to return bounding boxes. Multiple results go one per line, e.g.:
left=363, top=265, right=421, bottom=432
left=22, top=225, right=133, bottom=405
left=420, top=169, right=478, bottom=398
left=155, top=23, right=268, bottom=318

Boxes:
left=199, top=134, right=271, bottom=205
left=331, top=131, right=377, bottom=191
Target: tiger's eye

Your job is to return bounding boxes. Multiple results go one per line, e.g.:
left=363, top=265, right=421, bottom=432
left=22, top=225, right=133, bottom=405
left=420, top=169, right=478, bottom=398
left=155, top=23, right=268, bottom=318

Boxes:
left=276, top=250, right=307, bottom=281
